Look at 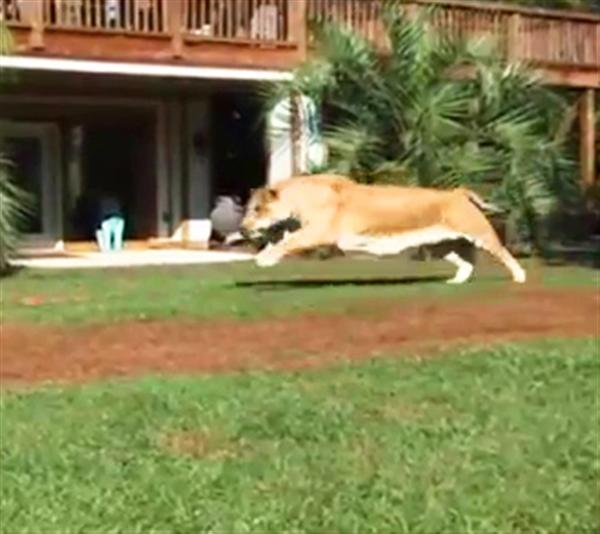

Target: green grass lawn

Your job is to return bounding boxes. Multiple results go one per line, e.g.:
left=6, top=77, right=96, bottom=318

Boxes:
left=1, top=339, right=598, bottom=533
left=1, top=257, right=597, bottom=324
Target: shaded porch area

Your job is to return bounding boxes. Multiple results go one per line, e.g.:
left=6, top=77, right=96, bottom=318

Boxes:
left=0, top=68, right=271, bottom=253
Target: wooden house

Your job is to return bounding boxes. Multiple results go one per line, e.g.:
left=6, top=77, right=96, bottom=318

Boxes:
left=1, top=0, right=597, bottom=251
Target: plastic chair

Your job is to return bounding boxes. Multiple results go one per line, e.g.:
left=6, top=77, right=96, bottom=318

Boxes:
left=96, top=216, right=125, bottom=252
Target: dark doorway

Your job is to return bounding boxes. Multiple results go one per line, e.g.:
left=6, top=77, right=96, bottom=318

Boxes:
left=71, top=116, right=156, bottom=241
left=4, top=136, right=44, bottom=234
left=211, top=91, right=267, bottom=204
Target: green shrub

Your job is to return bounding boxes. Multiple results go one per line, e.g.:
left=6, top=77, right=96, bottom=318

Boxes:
left=0, top=24, right=31, bottom=272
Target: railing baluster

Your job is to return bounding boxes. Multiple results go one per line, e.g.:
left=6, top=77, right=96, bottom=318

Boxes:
left=237, top=0, right=242, bottom=39
left=152, top=0, right=157, bottom=31
left=279, top=0, right=285, bottom=41
left=241, top=0, right=245, bottom=39
left=139, top=0, right=144, bottom=32
left=218, top=0, right=225, bottom=38
left=83, top=0, right=88, bottom=29
left=84, top=0, right=89, bottom=28
left=202, top=0, right=209, bottom=34
left=123, top=0, right=130, bottom=31
left=191, top=0, right=198, bottom=33
left=225, top=0, right=230, bottom=38
left=185, top=0, right=190, bottom=31
left=28, top=0, right=45, bottom=49
left=169, top=0, right=184, bottom=56
left=96, top=0, right=102, bottom=29
left=201, top=0, right=208, bottom=34
left=249, top=0, right=255, bottom=39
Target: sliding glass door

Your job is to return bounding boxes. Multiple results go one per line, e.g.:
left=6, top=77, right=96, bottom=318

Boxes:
left=0, top=121, right=62, bottom=247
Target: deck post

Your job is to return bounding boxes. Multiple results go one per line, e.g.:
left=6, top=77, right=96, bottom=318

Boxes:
left=290, top=0, right=308, bottom=62
left=22, top=0, right=45, bottom=50
left=507, top=13, right=521, bottom=62
left=579, top=88, right=597, bottom=188
left=168, top=0, right=184, bottom=59
left=402, top=2, right=419, bottom=21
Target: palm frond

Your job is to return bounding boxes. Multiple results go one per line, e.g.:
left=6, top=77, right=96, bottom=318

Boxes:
left=0, top=26, right=33, bottom=271
left=0, top=154, right=34, bottom=271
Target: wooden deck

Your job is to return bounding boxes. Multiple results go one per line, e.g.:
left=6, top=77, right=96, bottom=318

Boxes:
left=2, top=0, right=598, bottom=86
left=309, top=0, right=600, bottom=88
left=2, top=0, right=307, bottom=70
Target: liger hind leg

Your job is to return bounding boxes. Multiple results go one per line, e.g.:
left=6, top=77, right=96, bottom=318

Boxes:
left=444, top=250, right=475, bottom=284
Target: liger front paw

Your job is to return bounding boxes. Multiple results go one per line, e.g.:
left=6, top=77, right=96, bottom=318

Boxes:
left=255, top=249, right=282, bottom=268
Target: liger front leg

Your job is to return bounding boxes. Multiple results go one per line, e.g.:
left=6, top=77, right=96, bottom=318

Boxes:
left=255, top=227, right=334, bottom=267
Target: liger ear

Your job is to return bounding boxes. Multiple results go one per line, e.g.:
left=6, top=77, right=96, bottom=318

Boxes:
left=266, top=188, right=279, bottom=201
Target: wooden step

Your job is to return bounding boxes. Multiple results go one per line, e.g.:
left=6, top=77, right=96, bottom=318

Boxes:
left=63, top=239, right=213, bottom=252
left=64, top=240, right=151, bottom=252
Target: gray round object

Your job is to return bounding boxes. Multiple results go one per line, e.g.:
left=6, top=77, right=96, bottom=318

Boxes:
left=210, top=195, right=244, bottom=237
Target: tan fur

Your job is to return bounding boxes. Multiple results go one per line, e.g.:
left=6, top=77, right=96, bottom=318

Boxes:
left=242, top=174, right=526, bottom=283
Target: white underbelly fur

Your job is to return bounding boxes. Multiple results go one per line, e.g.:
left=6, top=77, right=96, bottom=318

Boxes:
left=337, top=225, right=472, bottom=256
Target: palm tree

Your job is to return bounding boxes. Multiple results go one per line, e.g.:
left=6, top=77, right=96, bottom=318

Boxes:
left=0, top=24, right=31, bottom=272
left=268, top=4, right=578, bottom=250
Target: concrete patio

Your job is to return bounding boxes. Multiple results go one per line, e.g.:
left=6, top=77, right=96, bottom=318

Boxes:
left=12, top=249, right=255, bottom=269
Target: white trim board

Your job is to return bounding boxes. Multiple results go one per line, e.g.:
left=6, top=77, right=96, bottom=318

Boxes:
left=0, top=56, right=294, bottom=82
left=12, top=250, right=254, bottom=269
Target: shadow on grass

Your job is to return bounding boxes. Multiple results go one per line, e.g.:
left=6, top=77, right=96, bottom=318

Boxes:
left=540, top=252, right=600, bottom=269
left=0, top=264, right=24, bottom=279
left=235, top=274, right=449, bottom=290
left=543, top=258, right=599, bottom=270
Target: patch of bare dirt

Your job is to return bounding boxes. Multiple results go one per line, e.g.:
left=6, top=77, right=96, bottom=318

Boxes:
left=1, top=288, right=597, bottom=384
left=158, top=430, right=246, bottom=460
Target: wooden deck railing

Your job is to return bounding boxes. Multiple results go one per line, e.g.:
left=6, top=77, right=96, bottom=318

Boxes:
left=1, top=0, right=598, bottom=74
left=307, top=0, right=600, bottom=69
left=1, top=0, right=168, bottom=33
left=43, top=0, right=167, bottom=34
left=184, top=0, right=291, bottom=44
left=1, top=0, right=297, bottom=42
